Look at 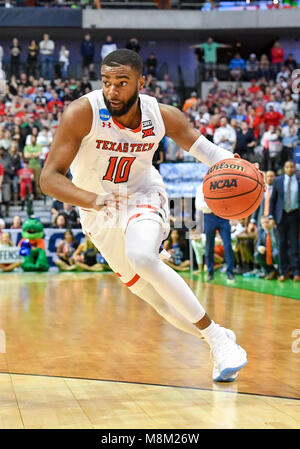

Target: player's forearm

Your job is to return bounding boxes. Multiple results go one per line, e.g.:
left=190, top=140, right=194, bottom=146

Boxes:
left=40, top=169, right=97, bottom=209
left=189, top=135, right=234, bottom=167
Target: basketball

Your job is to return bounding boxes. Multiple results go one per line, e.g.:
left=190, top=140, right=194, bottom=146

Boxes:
left=203, top=158, right=265, bottom=220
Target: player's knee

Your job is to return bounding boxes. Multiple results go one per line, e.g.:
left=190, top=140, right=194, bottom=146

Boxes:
left=126, top=248, right=157, bottom=276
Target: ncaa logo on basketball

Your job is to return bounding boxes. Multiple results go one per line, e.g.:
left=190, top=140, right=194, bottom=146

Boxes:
left=210, top=179, right=237, bottom=190
left=99, top=108, right=111, bottom=121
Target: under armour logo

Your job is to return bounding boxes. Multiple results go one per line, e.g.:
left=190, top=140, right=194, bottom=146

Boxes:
left=142, top=127, right=155, bottom=138
left=102, top=122, right=112, bottom=128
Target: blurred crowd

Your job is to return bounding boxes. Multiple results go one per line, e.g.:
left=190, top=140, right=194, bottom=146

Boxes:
left=0, top=33, right=299, bottom=281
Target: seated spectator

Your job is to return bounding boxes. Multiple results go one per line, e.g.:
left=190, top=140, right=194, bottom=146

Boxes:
left=235, top=121, right=256, bottom=161
left=247, top=78, right=261, bottom=95
left=162, top=229, right=190, bottom=272
left=18, top=160, right=34, bottom=210
left=232, top=218, right=257, bottom=274
left=276, top=65, right=290, bottom=84
left=51, top=198, right=64, bottom=224
left=258, top=54, right=271, bottom=80
left=145, top=52, right=158, bottom=77
left=284, top=53, right=297, bottom=73
left=125, top=37, right=141, bottom=54
left=53, top=213, right=69, bottom=229
left=182, top=91, right=198, bottom=113
left=229, top=53, right=246, bottom=81
left=79, top=75, right=92, bottom=96
left=37, top=127, right=52, bottom=166
left=0, top=232, right=22, bottom=273
left=245, top=54, right=259, bottom=81
left=221, top=97, right=235, bottom=119
left=62, top=203, right=80, bottom=228
left=54, top=229, right=78, bottom=272
left=265, top=94, right=283, bottom=114
left=0, top=129, right=12, bottom=151
left=255, top=215, right=279, bottom=280
left=10, top=215, right=22, bottom=229
left=73, top=236, right=109, bottom=272
left=213, top=116, right=236, bottom=152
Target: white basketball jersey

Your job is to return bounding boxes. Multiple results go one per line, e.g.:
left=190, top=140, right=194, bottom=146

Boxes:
left=70, top=89, right=166, bottom=195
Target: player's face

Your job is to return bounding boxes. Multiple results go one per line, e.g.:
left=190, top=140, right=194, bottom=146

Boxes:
left=101, top=64, right=145, bottom=117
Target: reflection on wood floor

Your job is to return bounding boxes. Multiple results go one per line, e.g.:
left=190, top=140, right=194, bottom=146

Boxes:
left=0, top=272, right=299, bottom=429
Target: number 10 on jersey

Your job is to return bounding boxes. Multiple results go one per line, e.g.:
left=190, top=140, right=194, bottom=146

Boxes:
left=103, top=156, right=136, bottom=184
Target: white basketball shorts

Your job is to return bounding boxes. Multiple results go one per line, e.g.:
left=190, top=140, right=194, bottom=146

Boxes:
left=79, top=187, right=170, bottom=293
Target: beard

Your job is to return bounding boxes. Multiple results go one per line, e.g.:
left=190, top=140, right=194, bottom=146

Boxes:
left=103, top=88, right=139, bottom=117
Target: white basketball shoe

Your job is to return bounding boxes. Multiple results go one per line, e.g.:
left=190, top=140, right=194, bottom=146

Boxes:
left=211, top=328, right=248, bottom=382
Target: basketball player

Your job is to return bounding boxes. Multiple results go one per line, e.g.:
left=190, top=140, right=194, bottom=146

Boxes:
left=40, top=49, right=248, bottom=382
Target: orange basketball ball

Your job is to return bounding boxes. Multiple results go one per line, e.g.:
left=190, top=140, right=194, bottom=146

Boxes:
left=203, top=158, right=265, bottom=219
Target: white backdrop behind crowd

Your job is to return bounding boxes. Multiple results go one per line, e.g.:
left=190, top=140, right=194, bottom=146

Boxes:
left=2, top=228, right=85, bottom=267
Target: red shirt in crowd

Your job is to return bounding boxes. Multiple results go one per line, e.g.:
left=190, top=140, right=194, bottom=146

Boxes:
left=18, top=167, right=34, bottom=183
left=0, top=102, right=5, bottom=116
left=263, top=110, right=284, bottom=129
left=47, top=99, right=64, bottom=113
left=0, top=163, right=4, bottom=178
left=271, top=47, right=284, bottom=64
left=248, top=85, right=261, bottom=95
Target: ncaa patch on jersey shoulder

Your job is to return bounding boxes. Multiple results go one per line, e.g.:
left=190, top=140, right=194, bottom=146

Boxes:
left=99, top=108, right=111, bottom=121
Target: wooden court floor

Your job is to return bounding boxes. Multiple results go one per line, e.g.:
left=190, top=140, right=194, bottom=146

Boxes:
left=0, top=272, right=299, bottom=429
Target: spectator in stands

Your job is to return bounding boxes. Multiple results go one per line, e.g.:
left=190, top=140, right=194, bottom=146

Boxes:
left=255, top=215, right=279, bottom=280
left=27, top=40, right=39, bottom=79
left=165, top=136, right=180, bottom=162
left=281, top=93, right=296, bottom=120
left=54, top=229, right=78, bottom=272
left=53, top=212, right=69, bottom=229
left=10, top=215, right=22, bottom=229
left=0, top=129, right=12, bottom=151
left=9, top=141, right=21, bottom=206
left=213, top=116, right=236, bottom=152
left=232, top=104, right=247, bottom=124
left=263, top=105, right=284, bottom=130
left=258, top=54, right=271, bottom=80
left=250, top=170, right=275, bottom=232
left=196, top=182, right=235, bottom=281
left=18, top=159, right=34, bottom=210
left=221, top=97, right=235, bottom=119
left=125, top=38, right=141, bottom=54
left=145, top=52, right=158, bottom=77
left=284, top=53, right=297, bottom=73
left=271, top=41, right=285, bottom=77
left=229, top=53, right=246, bottom=81
left=23, top=135, right=42, bottom=199
left=276, top=65, right=290, bottom=84
left=190, top=37, right=232, bottom=81
left=235, top=121, right=256, bottom=162
left=282, top=116, right=298, bottom=138
left=9, top=38, right=22, bottom=79
left=80, top=33, right=95, bottom=78
left=79, top=75, right=92, bottom=95
left=59, top=45, right=70, bottom=79
left=0, top=45, right=3, bottom=73
left=282, top=126, right=299, bottom=165
left=163, top=229, right=190, bottom=272
left=72, top=236, right=107, bottom=272
left=0, top=147, right=13, bottom=217
left=245, top=54, right=259, bottom=81
left=61, top=202, right=79, bottom=228
left=39, top=34, right=55, bottom=80
left=269, top=160, right=300, bottom=282
left=100, top=35, right=117, bottom=62
left=47, top=91, right=64, bottom=113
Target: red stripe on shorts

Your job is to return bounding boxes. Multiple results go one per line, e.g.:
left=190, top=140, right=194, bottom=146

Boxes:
left=115, top=272, right=122, bottom=277
left=80, top=208, right=93, bottom=212
left=136, top=204, right=158, bottom=211
left=125, top=274, right=140, bottom=287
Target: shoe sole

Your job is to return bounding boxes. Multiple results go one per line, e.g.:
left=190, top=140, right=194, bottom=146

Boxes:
left=219, top=360, right=248, bottom=381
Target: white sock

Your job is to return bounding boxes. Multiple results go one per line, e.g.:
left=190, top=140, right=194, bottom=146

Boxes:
left=200, top=321, right=227, bottom=348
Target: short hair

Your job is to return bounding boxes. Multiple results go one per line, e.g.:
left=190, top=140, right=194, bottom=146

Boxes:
left=102, top=49, right=143, bottom=76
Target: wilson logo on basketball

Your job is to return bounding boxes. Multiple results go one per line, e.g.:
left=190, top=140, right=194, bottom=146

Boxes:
left=210, top=179, right=238, bottom=190
left=207, top=162, right=245, bottom=175
left=142, top=127, right=155, bottom=138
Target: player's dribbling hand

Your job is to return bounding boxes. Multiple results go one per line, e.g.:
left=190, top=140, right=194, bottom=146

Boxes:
left=234, top=154, right=266, bottom=191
